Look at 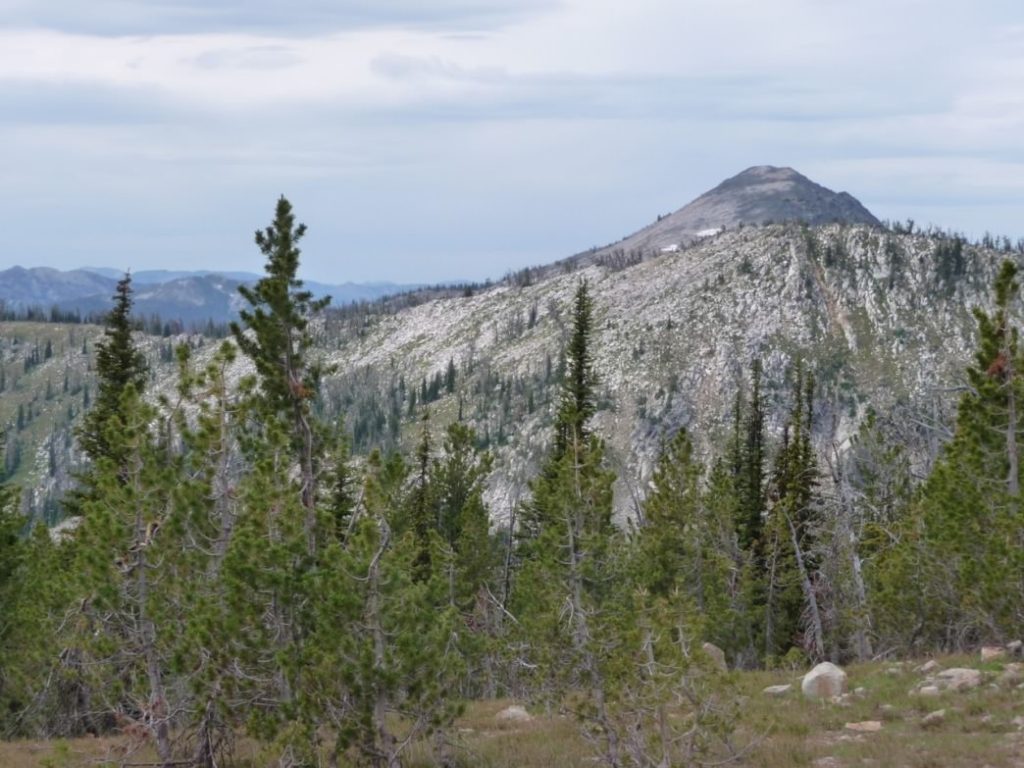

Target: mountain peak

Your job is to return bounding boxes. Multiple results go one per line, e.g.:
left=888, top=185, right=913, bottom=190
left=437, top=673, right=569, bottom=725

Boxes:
left=588, top=166, right=879, bottom=261
left=734, top=165, right=803, bottom=180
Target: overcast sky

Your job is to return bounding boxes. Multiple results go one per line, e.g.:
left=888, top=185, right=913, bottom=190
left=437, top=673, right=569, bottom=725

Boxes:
left=2, top=1, right=1023, bottom=283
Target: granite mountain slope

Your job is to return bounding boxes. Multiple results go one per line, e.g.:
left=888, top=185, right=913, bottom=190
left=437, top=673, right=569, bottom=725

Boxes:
left=317, top=222, right=998, bottom=520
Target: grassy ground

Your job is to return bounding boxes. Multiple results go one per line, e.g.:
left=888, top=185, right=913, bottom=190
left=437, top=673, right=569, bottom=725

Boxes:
left=4, top=654, right=1024, bottom=767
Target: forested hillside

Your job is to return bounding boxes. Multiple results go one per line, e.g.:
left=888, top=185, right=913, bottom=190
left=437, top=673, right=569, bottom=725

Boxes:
left=3, top=197, right=1024, bottom=766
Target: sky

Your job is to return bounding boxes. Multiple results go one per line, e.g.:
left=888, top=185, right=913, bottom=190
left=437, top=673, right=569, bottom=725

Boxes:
left=2, top=1, right=1024, bottom=284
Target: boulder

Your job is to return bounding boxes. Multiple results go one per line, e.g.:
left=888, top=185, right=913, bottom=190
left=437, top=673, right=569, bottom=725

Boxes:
left=1008, top=640, right=1023, bottom=656
left=915, top=660, right=940, bottom=674
left=981, top=646, right=1006, bottom=662
left=702, top=642, right=727, bottom=671
left=495, top=705, right=533, bottom=723
left=933, top=668, right=982, bottom=691
left=763, top=684, right=793, bottom=697
left=916, top=685, right=941, bottom=697
left=921, top=709, right=945, bottom=728
left=801, top=662, right=848, bottom=700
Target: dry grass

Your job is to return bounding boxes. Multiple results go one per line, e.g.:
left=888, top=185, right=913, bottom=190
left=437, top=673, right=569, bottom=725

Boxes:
left=5, top=655, right=1024, bottom=766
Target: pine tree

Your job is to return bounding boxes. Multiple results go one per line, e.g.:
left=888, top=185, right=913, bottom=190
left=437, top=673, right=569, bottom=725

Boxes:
left=69, top=387, right=186, bottom=762
left=408, top=411, right=436, bottom=582
left=76, top=272, right=147, bottom=478
left=555, top=279, right=597, bottom=457
left=231, top=196, right=330, bottom=555
left=894, top=259, right=1024, bottom=645
left=763, top=363, right=823, bottom=662
left=512, top=280, right=628, bottom=762
left=638, top=429, right=737, bottom=655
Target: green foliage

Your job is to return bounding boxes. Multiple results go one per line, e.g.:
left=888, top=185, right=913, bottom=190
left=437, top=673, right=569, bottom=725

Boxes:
left=555, top=279, right=597, bottom=457
left=76, top=273, right=147, bottom=476
left=762, top=363, right=823, bottom=661
left=881, top=260, right=1024, bottom=648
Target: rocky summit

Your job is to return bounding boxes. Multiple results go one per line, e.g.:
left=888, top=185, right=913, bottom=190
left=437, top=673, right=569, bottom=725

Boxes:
left=582, top=165, right=882, bottom=263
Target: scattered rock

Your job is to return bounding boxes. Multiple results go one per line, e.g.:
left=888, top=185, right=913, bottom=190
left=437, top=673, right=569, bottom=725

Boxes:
left=702, top=642, right=727, bottom=671
left=914, top=667, right=982, bottom=695
left=495, top=705, right=533, bottom=723
left=853, top=686, right=867, bottom=697
left=1012, top=715, right=1024, bottom=730
left=916, top=660, right=940, bottom=674
left=885, top=666, right=903, bottom=676
left=933, top=668, right=982, bottom=691
left=813, top=758, right=841, bottom=768
left=1008, top=640, right=1023, bottom=656
left=981, top=646, right=1007, bottom=662
left=802, top=662, right=848, bottom=700
left=845, top=720, right=882, bottom=733
left=921, top=709, right=946, bottom=728
left=763, top=684, right=792, bottom=697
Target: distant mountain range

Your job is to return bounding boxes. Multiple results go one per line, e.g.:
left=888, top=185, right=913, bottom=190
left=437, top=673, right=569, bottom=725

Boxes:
left=0, top=267, right=419, bottom=325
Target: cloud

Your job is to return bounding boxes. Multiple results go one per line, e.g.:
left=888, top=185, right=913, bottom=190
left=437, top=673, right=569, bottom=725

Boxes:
left=0, top=0, right=1023, bottom=280
left=0, top=0, right=560, bottom=36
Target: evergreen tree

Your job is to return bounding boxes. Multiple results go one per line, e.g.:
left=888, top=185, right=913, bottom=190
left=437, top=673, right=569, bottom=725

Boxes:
left=555, top=279, right=597, bottom=457
left=638, top=429, right=737, bottom=655
left=68, top=387, right=186, bottom=761
left=408, top=411, right=436, bottom=581
left=890, top=259, right=1024, bottom=645
left=76, top=273, right=147, bottom=478
left=737, top=359, right=766, bottom=552
left=763, top=363, right=823, bottom=662
left=231, top=196, right=330, bottom=555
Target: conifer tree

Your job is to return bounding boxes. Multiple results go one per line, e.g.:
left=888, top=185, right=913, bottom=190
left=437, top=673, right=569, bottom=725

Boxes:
left=738, top=359, right=766, bottom=551
left=70, top=387, right=185, bottom=763
left=408, top=411, right=436, bottom=581
left=76, top=272, right=147, bottom=480
left=763, top=363, right=823, bottom=661
left=638, top=429, right=737, bottom=655
left=892, top=259, right=1024, bottom=644
left=231, top=196, right=330, bottom=554
left=555, top=278, right=597, bottom=457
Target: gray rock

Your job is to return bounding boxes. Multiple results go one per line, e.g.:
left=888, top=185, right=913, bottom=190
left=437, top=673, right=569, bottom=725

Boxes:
left=495, top=705, right=533, bottom=723
left=933, top=668, right=982, bottom=691
left=921, top=709, right=946, bottom=728
left=702, top=642, right=727, bottom=671
left=801, top=662, right=847, bottom=700
left=763, top=684, right=793, bottom=697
